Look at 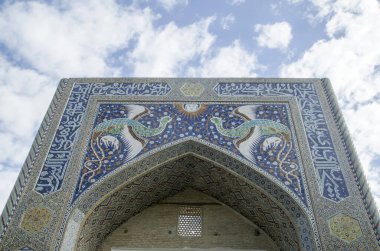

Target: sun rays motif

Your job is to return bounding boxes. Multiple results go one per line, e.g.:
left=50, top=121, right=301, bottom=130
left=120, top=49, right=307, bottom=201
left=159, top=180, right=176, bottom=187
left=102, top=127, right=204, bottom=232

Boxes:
left=210, top=104, right=301, bottom=192
left=75, top=103, right=305, bottom=203
left=175, top=103, right=207, bottom=120
left=79, top=105, right=172, bottom=189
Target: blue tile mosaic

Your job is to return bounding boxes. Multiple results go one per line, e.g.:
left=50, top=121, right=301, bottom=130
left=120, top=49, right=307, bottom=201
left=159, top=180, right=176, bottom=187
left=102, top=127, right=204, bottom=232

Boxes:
left=34, top=81, right=348, bottom=204
left=72, top=103, right=307, bottom=206
left=19, top=247, right=34, bottom=251
left=34, top=83, right=170, bottom=195
left=214, top=82, right=349, bottom=202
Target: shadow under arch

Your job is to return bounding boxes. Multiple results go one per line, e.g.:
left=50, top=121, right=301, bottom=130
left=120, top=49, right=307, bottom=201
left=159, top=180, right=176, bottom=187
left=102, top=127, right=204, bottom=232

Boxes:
left=64, top=139, right=319, bottom=250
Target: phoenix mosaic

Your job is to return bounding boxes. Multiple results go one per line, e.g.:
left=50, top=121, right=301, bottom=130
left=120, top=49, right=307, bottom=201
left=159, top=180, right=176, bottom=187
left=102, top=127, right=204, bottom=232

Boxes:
left=2, top=79, right=378, bottom=251
left=73, top=103, right=308, bottom=206
left=215, top=82, right=350, bottom=202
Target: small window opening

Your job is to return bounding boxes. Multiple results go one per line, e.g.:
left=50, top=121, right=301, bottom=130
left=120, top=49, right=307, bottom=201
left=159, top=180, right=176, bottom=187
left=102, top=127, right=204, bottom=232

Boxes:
left=177, top=206, right=202, bottom=237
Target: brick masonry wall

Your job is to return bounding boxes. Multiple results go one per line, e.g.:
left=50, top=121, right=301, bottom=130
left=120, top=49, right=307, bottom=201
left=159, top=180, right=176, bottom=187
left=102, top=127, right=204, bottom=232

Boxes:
left=100, top=189, right=278, bottom=251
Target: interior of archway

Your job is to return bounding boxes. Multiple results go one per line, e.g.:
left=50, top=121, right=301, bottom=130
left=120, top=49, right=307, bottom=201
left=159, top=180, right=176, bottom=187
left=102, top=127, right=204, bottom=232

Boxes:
left=76, top=155, right=303, bottom=251
left=100, top=188, right=279, bottom=251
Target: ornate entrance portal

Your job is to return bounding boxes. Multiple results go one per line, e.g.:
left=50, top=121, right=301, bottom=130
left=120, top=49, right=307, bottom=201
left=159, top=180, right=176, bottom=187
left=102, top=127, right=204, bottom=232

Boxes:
left=70, top=150, right=314, bottom=250
left=0, top=79, right=379, bottom=250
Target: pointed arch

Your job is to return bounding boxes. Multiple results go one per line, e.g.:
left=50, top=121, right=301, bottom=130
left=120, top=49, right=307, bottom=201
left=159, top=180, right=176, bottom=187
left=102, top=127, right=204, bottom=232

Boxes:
left=61, top=139, right=319, bottom=250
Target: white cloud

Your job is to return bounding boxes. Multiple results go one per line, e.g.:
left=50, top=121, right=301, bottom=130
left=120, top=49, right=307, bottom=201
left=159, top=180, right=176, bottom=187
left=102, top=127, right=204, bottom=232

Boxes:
left=270, top=3, right=281, bottom=15
left=281, top=0, right=380, bottom=207
left=0, top=0, right=221, bottom=213
left=157, top=0, right=188, bottom=10
left=0, top=0, right=156, bottom=77
left=226, top=0, right=246, bottom=6
left=0, top=53, right=56, bottom=214
left=0, top=0, right=158, bottom=213
left=345, top=102, right=380, bottom=207
left=0, top=0, right=158, bottom=170
left=281, top=0, right=380, bottom=103
left=1, top=0, right=377, bottom=220
left=0, top=55, right=56, bottom=169
left=221, top=14, right=235, bottom=30
left=254, top=21, right=293, bottom=50
left=129, top=17, right=216, bottom=77
left=287, top=0, right=303, bottom=4
left=307, top=0, right=335, bottom=21
left=187, top=40, right=261, bottom=77
left=0, top=170, right=19, bottom=214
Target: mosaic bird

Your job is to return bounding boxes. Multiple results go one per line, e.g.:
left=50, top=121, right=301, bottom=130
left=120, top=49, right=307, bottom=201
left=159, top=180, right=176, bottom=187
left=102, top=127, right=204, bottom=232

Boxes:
left=210, top=105, right=301, bottom=191
left=92, top=105, right=172, bottom=161
left=210, top=105, right=290, bottom=163
left=79, top=105, right=172, bottom=189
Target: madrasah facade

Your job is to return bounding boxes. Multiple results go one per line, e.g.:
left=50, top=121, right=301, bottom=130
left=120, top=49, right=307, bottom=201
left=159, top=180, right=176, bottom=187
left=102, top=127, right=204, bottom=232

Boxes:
left=0, top=78, right=379, bottom=250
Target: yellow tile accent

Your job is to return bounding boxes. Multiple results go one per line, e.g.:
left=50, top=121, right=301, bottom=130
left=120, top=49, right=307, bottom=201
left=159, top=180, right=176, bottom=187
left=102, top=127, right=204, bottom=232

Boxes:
left=21, top=207, right=52, bottom=233
left=180, top=83, right=204, bottom=97
left=328, top=214, right=362, bottom=243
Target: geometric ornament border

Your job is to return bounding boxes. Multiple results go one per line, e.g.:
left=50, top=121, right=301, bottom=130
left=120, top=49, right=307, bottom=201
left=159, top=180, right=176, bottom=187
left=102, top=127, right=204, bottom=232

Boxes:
left=34, top=82, right=171, bottom=195
left=1, top=78, right=378, bottom=248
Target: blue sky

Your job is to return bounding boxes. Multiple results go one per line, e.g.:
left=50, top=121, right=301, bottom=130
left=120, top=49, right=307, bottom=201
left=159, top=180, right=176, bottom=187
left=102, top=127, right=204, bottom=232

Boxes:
left=0, top=0, right=379, bottom=212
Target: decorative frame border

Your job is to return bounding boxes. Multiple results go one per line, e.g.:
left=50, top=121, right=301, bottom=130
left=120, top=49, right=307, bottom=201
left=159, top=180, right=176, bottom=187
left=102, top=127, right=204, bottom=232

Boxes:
left=0, top=78, right=378, bottom=250
left=34, top=82, right=171, bottom=196
left=0, top=79, right=71, bottom=242
left=52, top=94, right=320, bottom=249
left=69, top=100, right=310, bottom=206
left=321, top=79, right=379, bottom=243
left=214, top=82, right=349, bottom=203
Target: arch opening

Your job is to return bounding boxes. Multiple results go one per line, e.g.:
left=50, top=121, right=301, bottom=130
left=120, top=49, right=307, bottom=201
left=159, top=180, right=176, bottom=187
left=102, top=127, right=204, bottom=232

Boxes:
left=67, top=140, right=317, bottom=251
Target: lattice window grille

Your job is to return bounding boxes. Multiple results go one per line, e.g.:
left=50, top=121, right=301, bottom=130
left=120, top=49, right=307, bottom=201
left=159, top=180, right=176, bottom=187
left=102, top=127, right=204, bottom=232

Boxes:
left=177, top=206, right=202, bottom=237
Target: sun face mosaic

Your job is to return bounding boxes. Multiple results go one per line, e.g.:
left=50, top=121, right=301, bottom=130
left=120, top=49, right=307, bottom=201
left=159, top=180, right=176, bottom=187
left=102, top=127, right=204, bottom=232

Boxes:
left=72, top=103, right=308, bottom=205
left=2, top=79, right=379, bottom=251
left=32, top=81, right=349, bottom=205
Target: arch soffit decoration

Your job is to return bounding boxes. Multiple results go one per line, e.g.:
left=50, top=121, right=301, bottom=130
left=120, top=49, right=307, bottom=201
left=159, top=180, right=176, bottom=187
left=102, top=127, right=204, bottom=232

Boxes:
left=67, top=139, right=318, bottom=251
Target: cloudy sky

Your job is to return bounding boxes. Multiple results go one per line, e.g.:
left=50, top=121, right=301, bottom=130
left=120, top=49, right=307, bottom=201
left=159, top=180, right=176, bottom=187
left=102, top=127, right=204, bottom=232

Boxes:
left=0, top=0, right=379, bottom=212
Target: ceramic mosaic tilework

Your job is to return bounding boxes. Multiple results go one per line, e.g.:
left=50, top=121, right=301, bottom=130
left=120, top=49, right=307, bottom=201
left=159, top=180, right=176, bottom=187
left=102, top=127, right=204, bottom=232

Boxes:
left=34, top=83, right=170, bottom=195
left=76, top=155, right=315, bottom=250
left=73, top=103, right=308, bottom=206
left=0, top=78, right=378, bottom=251
left=328, top=214, right=362, bottom=243
left=214, top=82, right=349, bottom=203
left=18, top=247, right=34, bottom=251
left=20, top=207, right=52, bottom=233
